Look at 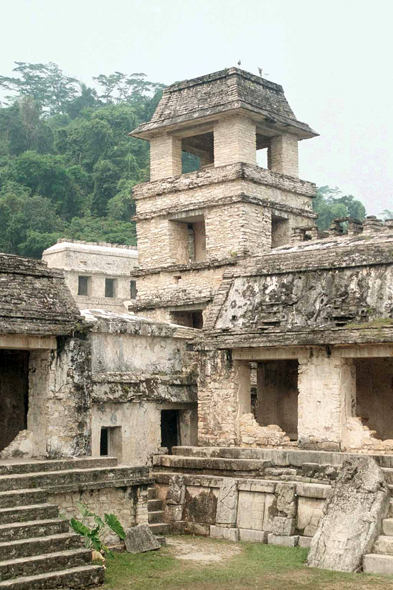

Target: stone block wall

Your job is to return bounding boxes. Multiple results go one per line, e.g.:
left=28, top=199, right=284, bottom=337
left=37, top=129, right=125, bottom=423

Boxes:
left=268, top=134, right=299, bottom=177
left=49, top=484, right=149, bottom=544
left=154, top=472, right=329, bottom=547
left=150, top=134, right=182, bottom=181
left=214, top=116, right=256, bottom=167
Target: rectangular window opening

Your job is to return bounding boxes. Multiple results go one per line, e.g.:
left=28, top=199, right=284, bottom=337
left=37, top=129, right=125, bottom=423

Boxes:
left=78, top=276, right=91, bottom=296
left=271, top=215, right=290, bottom=249
left=170, top=310, right=203, bottom=329
left=105, top=278, right=117, bottom=298
left=256, top=133, right=270, bottom=170
left=170, top=216, right=206, bottom=264
left=182, top=131, right=214, bottom=174
left=130, top=280, right=137, bottom=300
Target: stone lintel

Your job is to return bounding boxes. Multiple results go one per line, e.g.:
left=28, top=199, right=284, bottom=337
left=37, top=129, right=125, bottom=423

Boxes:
left=232, top=344, right=393, bottom=361
left=0, top=334, right=57, bottom=350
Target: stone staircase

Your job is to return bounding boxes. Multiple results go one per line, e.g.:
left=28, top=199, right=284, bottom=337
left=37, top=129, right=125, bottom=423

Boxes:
left=363, top=496, right=393, bottom=575
left=0, top=457, right=150, bottom=588
left=147, top=486, right=170, bottom=537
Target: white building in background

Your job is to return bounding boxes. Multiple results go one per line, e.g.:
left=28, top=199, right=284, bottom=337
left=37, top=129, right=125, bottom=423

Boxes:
left=42, top=239, right=139, bottom=312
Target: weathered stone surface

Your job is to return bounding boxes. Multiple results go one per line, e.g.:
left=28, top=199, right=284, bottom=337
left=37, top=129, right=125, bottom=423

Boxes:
left=272, top=516, right=296, bottom=536
left=308, top=457, right=390, bottom=572
left=166, top=476, right=186, bottom=505
left=216, top=478, right=238, bottom=525
left=210, top=525, right=239, bottom=541
left=125, top=524, right=161, bottom=553
left=268, top=533, right=298, bottom=547
left=182, top=487, right=217, bottom=524
left=238, top=529, right=267, bottom=543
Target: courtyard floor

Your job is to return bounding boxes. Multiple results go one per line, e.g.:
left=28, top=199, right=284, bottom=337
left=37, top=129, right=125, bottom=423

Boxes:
left=102, top=536, right=393, bottom=589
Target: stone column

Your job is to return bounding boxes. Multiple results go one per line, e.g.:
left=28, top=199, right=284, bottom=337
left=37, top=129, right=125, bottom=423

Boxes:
left=214, top=116, right=256, bottom=167
left=234, top=361, right=251, bottom=443
left=150, top=134, right=182, bottom=181
left=268, top=134, right=299, bottom=177
left=297, top=349, right=356, bottom=451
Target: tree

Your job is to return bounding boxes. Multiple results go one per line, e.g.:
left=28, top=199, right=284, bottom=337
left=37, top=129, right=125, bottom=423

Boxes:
left=313, top=186, right=366, bottom=230
left=0, top=61, right=164, bottom=258
left=0, top=62, right=79, bottom=115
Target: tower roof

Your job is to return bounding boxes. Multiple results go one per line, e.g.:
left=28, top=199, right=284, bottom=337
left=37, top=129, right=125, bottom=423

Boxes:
left=131, top=67, right=317, bottom=140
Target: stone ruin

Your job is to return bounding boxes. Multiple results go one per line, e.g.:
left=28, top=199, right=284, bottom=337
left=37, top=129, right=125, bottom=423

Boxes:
left=1, top=66, right=393, bottom=586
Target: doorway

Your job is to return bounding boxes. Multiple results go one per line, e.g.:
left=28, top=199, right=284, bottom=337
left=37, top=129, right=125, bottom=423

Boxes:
left=0, top=350, right=29, bottom=452
left=161, top=410, right=179, bottom=453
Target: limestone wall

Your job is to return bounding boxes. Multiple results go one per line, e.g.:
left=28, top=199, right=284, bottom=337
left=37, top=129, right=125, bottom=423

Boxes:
left=49, top=484, right=149, bottom=545
left=154, top=472, right=328, bottom=547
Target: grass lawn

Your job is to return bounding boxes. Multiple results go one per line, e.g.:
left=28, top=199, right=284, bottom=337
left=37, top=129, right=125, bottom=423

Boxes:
left=102, top=536, right=393, bottom=589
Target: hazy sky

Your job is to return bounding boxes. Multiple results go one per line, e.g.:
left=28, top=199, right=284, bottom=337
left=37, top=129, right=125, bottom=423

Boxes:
left=1, top=0, right=392, bottom=214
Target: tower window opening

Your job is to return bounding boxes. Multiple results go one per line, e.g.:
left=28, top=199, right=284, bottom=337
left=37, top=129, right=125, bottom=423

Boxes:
left=181, top=131, right=214, bottom=173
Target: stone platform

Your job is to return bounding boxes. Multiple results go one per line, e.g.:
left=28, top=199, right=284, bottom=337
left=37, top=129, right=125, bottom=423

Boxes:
left=151, top=446, right=393, bottom=575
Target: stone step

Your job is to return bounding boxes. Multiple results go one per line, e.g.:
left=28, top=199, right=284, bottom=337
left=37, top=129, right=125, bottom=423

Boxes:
left=0, top=466, right=145, bottom=492
left=148, top=511, right=165, bottom=524
left=0, top=490, right=48, bottom=510
left=0, top=504, right=58, bottom=525
left=148, top=487, right=157, bottom=500
left=364, top=553, right=393, bottom=575
left=149, top=523, right=170, bottom=535
left=0, top=548, right=92, bottom=582
left=171, top=446, right=393, bottom=468
left=0, top=519, right=69, bottom=543
left=373, top=535, right=393, bottom=555
left=0, top=564, right=104, bottom=588
left=148, top=499, right=163, bottom=512
left=0, top=457, right=117, bottom=477
left=0, top=533, right=82, bottom=561
left=153, top=454, right=271, bottom=476
left=382, top=518, right=393, bottom=536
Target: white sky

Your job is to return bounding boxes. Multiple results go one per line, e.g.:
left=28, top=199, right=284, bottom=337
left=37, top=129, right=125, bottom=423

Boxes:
left=1, top=0, right=392, bottom=214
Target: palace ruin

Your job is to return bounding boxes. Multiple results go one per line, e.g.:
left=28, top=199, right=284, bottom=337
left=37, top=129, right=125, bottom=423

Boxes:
left=1, top=67, right=393, bottom=586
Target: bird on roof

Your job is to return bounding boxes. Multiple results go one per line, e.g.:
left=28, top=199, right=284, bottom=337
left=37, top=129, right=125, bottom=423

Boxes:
left=237, top=60, right=241, bottom=67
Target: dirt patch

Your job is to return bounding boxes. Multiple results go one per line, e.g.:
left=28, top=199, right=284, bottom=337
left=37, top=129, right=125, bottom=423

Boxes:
left=167, top=536, right=242, bottom=563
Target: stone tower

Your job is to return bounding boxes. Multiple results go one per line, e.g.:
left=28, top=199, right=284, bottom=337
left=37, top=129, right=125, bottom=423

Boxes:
left=129, top=67, right=318, bottom=327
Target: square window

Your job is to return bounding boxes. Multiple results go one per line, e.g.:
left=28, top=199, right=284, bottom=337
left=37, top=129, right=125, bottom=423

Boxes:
left=78, top=276, right=90, bottom=296
left=105, top=278, right=117, bottom=298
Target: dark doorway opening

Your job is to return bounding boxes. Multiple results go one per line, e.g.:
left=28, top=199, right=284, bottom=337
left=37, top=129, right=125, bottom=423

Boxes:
left=161, top=410, right=179, bottom=453
left=100, top=427, right=109, bottom=456
left=0, top=350, right=29, bottom=452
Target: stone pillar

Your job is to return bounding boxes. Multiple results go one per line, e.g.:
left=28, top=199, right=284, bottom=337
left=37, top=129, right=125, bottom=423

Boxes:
left=150, top=134, right=182, bottom=181
left=214, top=116, right=256, bottom=167
left=197, top=352, right=250, bottom=447
left=268, top=134, right=299, bottom=177
left=234, top=361, right=251, bottom=442
left=297, top=350, right=356, bottom=451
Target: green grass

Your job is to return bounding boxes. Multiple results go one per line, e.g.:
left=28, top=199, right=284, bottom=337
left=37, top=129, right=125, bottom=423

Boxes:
left=102, top=536, right=393, bottom=590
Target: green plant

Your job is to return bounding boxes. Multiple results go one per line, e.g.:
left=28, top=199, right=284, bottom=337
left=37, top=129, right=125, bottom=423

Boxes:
left=69, top=502, right=126, bottom=557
